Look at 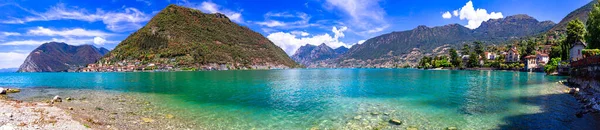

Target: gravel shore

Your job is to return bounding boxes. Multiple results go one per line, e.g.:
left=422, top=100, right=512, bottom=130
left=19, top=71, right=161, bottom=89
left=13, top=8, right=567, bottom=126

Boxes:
left=0, top=96, right=89, bottom=130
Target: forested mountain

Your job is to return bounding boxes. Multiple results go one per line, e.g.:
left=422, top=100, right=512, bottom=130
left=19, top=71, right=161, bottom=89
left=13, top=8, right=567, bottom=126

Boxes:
left=335, top=14, right=555, bottom=67
left=548, top=1, right=595, bottom=33
left=100, top=4, right=298, bottom=69
left=18, top=42, right=109, bottom=72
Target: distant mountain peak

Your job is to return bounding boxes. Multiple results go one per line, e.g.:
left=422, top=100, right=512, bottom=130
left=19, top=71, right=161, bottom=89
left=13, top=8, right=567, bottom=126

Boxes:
left=291, top=43, right=346, bottom=67
left=18, top=42, right=108, bottom=72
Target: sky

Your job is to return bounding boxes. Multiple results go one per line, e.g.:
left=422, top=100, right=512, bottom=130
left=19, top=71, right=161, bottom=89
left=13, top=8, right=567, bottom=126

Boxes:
left=0, top=0, right=593, bottom=69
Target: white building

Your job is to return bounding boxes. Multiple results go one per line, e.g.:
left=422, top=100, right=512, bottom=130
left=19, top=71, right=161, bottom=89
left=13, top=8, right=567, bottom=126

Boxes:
left=484, top=52, right=496, bottom=60
left=506, top=47, right=520, bottom=62
left=536, top=52, right=550, bottom=65
left=570, top=41, right=587, bottom=61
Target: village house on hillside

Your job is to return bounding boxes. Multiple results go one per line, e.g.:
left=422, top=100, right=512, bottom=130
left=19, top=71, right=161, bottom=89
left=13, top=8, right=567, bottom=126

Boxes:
left=484, top=52, right=497, bottom=60
left=506, top=47, right=520, bottom=62
left=570, top=41, right=587, bottom=61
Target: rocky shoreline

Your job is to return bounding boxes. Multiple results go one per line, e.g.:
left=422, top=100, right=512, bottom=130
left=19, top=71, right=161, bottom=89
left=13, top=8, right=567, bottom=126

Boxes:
left=1, top=88, right=200, bottom=130
left=0, top=91, right=89, bottom=129
left=564, top=78, right=600, bottom=117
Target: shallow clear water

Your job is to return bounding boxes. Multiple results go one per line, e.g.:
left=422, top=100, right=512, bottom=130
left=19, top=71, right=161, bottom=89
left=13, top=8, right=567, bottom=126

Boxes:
left=1, top=69, right=598, bottom=129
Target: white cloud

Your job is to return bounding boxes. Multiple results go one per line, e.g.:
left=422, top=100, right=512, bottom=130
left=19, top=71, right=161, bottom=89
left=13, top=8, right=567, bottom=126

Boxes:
left=2, top=32, right=21, bottom=36
left=254, top=12, right=317, bottom=30
left=267, top=26, right=353, bottom=55
left=442, top=11, right=452, bottom=19
left=290, top=31, right=310, bottom=36
left=446, top=1, right=503, bottom=29
left=1, top=38, right=118, bottom=46
left=1, top=3, right=150, bottom=32
left=453, top=10, right=459, bottom=16
left=181, top=1, right=243, bottom=23
left=256, top=20, right=287, bottom=27
left=93, top=37, right=107, bottom=45
left=325, top=0, right=388, bottom=34
left=27, top=27, right=113, bottom=37
left=0, top=52, right=28, bottom=69
left=357, top=40, right=366, bottom=44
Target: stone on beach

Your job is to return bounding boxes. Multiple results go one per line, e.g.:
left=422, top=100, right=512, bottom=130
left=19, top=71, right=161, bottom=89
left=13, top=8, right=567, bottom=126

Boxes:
left=389, top=119, right=402, bottom=125
left=52, top=95, right=62, bottom=103
left=0, top=88, right=6, bottom=94
left=6, top=88, right=20, bottom=93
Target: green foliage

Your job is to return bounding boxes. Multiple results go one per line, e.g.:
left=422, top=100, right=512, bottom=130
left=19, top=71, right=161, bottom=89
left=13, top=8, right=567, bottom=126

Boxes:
left=544, top=58, right=562, bottom=74
left=417, top=56, right=451, bottom=69
left=582, top=49, right=600, bottom=56
left=449, top=48, right=461, bottom=67
left=567, top=19, right=587, bottom=46
left=587, top=0, right=600, bottom=49
left=474, top=41, right=485, bottom=56
left=467, top=53, right=479, bottom=68
left=525, top=38, right=538, bottom=56
left=461, top=44, right=470, bottom=55
left=102, top=5, right=298, bottom=68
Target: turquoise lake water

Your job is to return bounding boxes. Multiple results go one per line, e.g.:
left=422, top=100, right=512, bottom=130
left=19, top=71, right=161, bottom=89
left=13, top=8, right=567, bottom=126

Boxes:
left=0, top=69, right=598, bottom=129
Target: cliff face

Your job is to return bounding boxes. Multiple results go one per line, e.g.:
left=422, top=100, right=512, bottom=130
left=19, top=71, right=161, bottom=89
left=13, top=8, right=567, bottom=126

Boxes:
left=18, top=42, right=109, bottom=72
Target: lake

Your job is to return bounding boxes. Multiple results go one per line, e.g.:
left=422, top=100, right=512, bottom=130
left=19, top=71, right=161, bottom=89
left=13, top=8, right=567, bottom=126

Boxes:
left=0, top=69, right=598, bottom=129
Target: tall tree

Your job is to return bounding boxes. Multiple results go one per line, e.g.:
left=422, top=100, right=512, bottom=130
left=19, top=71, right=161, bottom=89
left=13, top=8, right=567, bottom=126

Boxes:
left=461, top=44, right=470, bottom=55
left=449, top=48, right=461, bottom=67
left=567, top=19, right=586, bottom=47
left=587, top=0, right=600, bottom=49
left=474, top=41, right=484, bottom=56
left=467, top=52, right=479, bottom=68
left=526, top=38, right=538, bottom=56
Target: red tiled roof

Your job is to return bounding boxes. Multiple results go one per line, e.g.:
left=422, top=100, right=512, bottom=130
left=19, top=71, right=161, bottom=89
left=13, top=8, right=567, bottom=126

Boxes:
left=525, top=55, right=536, bottom=59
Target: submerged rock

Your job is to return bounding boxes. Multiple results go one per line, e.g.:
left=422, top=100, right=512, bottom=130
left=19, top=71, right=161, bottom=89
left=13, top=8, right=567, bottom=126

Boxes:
left=407, top=126, right=418, bottom=130
left=389, top=119, right=402, bottom=125
left=446, top=126, right=458, bottom=130
left=141, top=117, right=154, bottom=123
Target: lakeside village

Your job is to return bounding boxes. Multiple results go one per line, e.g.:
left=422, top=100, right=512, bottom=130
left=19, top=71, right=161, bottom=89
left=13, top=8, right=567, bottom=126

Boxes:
left=417, top=18, right=600, bottom=76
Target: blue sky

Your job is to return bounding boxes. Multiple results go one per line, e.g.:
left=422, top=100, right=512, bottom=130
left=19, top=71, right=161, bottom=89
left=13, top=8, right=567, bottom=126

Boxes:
left=0, top=0, right=593, bottom=69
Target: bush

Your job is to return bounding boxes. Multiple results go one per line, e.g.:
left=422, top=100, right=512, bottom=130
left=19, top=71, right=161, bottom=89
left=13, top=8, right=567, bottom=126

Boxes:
left=544, top=58, right=561, bottom=74
left=582, top=49, right=600, bottom=57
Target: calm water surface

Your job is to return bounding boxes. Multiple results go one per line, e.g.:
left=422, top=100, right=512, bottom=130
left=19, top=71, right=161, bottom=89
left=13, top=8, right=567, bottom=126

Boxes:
left=0, top=69, right=598, bottom=129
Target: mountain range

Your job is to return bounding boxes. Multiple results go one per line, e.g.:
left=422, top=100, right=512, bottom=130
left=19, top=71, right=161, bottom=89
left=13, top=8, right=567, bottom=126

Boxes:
left=18, top=42, right=109, bottom=72
left=291, top=43, right=348, bottom=67
left=100, top=4, right=298, bottom=69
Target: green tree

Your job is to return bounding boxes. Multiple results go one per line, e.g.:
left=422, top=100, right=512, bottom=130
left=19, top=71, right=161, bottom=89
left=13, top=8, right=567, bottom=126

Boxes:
left=567, top=19, right=586, bottom=47
left=449, top=48, right=461, bottom=67
left=461, top=44, right=470, bottom=55
left=474, top=41, right=484, bottom=56
left=467, top=52, right=479, bottom=68
left=526, top=39, right=538, bottom=56
left=587, top=0, right=600, bottom=49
